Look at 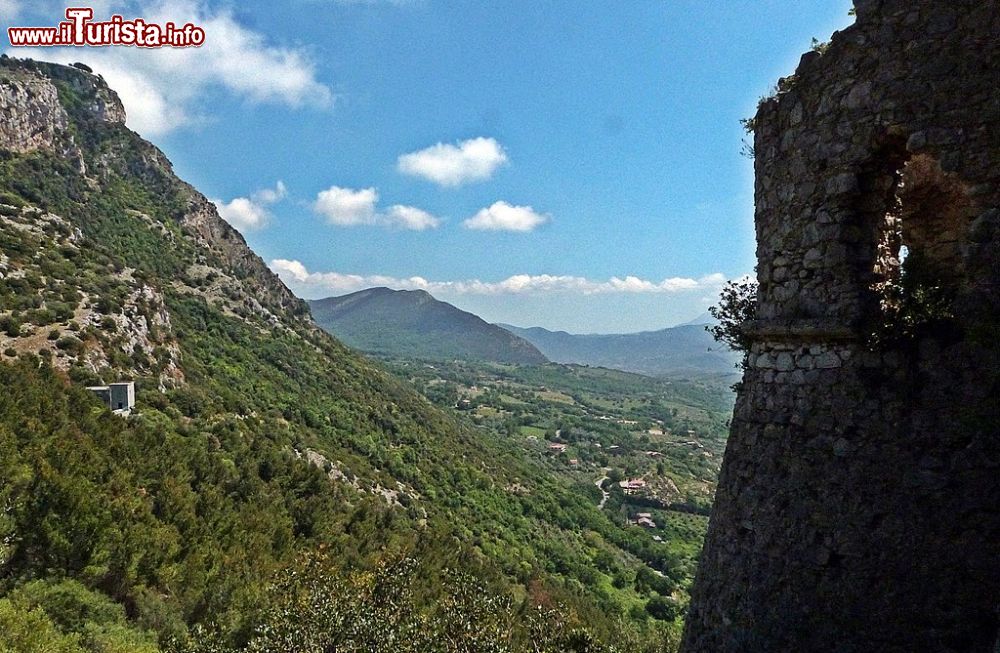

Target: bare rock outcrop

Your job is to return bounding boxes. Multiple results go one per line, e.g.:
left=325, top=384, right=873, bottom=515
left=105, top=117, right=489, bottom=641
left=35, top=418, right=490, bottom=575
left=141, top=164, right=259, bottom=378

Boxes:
left=0, top=73, right=69, bottom=153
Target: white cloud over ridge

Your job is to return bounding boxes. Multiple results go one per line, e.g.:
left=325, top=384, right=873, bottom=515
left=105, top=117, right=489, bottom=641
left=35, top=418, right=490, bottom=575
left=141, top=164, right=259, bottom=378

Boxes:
left=462, top=201, right=548, bottom=232
left=270, top=259, right=726, bottom=296
left=212, top=180, right=286, bottom=232
left=397, top=137, right=508, bottom=187
left=11, top=0, right=332, bottom=136
left=313, top=186, right=441, bottom=230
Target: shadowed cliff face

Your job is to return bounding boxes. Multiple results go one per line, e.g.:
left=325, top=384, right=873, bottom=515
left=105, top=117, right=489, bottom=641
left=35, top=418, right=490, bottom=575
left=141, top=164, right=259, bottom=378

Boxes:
left=682, top=2, right=1000, bottom=652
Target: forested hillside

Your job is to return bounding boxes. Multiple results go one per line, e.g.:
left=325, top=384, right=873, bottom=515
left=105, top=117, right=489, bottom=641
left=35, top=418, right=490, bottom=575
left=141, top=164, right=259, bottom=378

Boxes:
left=0, top=57, right=707, bottom=651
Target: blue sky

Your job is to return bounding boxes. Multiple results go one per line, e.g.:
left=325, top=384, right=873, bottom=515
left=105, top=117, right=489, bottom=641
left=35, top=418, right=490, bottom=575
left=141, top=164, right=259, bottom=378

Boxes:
left=4, top=0, right=855, bottom=332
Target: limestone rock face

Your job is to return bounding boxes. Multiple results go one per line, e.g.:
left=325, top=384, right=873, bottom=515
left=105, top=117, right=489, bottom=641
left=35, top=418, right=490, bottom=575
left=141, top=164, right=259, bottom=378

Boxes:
left=0, top=58, right=126, bottom=154
left=682, top=2, right=1000, bottom=652
left=0, top=73, right=70, bottom=153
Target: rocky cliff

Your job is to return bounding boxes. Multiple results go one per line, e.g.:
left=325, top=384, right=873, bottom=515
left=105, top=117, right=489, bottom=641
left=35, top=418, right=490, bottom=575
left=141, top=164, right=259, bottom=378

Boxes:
left=682, top=2, right=1000, bottom=652
left=0, top=56, right=307, bottom=383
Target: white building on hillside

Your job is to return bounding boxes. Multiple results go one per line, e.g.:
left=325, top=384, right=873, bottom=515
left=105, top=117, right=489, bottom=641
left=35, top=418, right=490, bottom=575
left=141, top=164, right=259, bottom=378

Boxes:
left=87, top=381, right=135, bottom=415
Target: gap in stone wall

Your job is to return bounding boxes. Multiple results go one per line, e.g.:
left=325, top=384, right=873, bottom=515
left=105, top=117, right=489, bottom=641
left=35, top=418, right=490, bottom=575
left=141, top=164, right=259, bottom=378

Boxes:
left=863, top=146, right=974, bottom=345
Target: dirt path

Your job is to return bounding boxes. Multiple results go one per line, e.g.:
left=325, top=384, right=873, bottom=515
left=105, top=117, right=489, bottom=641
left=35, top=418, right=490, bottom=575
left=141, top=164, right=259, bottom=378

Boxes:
left=595, top=467, right=611, bottom=509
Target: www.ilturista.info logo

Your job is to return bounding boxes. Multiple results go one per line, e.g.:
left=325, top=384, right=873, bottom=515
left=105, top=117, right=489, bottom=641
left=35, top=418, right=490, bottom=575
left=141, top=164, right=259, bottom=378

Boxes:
left=7, top=7, right=205, bottom=48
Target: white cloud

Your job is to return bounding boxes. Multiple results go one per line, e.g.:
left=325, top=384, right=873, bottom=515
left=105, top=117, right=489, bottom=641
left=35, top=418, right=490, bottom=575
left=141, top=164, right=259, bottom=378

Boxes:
left=397, top=137, right=508, bottom=187
left=10, top=0, right=332, bottom=136
left=212, top=180, right=286, bottom=232
left=254, top=180, right=287, bottom=204
left=383, top=205, right=441, bottom=231
left=312, top=186, right=440, bottom=230
left=0, top=0, right=22, bottom=20
left=270, top=259, right=728, bottom=297
left=462, top=201, right=548, bottom=232
left=314, top=186, right=378, bottom=226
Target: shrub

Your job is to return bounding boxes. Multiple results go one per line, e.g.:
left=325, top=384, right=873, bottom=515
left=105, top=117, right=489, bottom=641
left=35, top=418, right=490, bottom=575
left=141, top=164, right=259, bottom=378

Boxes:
left=707, top=278, right=757, bottom=370
left=645, top=595, right=681, bottom=622
left=55, top=335, right=84, bottom=354
left=1, top=315, right=22, bottom=337
left=0, top=189, right=25, bottom=207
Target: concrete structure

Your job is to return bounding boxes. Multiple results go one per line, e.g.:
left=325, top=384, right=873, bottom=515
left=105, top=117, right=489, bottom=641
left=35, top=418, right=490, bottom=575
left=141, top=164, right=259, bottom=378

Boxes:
left=87, top=381, right=135, bottom=414
left=682, top=2, right=1000, bottom=652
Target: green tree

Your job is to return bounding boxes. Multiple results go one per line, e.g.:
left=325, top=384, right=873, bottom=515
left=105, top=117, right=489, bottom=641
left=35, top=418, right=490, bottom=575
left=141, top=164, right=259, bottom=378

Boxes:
left=707, top=278, right=757, bottom=369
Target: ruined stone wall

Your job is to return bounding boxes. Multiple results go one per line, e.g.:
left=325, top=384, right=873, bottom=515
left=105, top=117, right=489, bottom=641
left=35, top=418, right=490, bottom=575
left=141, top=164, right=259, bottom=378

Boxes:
left=682, top=2, right=1000, bottom=651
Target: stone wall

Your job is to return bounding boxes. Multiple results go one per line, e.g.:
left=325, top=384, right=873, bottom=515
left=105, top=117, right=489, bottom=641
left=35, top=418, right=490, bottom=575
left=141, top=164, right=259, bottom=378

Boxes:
left=681, top=2, right=1000, bottom=651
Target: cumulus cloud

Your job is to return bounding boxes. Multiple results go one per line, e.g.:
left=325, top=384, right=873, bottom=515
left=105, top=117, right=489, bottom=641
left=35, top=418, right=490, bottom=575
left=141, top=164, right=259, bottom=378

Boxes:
left=313, top=186, right=441, bottom=230
left=314, top=186, right=378, bottom=226
left=383, top=205, right=441, bottom=230
left=212, top=180, right=286, bottom=232
left=462, top=201, right=549, bottom=232
left=270, top=260, right=727, bottom=296
left=10, top=0, right=332, bottom=136
left=397, top=137, right=508, bottom=187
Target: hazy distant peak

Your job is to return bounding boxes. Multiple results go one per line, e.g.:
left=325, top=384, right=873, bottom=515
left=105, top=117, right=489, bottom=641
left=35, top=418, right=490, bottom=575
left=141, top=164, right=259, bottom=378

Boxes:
left=502, top=321, right=738, bottom=377
left=675, top=312, right=717, bottom=327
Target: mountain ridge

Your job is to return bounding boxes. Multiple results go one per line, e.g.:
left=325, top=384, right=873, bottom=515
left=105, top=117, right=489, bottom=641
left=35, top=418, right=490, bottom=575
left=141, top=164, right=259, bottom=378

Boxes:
left=309, top=287, right=548, bottom=365
left=500, top=322, right=738, bottom=377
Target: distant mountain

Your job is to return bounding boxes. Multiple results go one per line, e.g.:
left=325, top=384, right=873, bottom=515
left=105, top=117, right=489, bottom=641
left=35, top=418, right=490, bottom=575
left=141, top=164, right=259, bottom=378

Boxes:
left=676, top=311, right=716, bottom=327
left=500, top=323, right=739, bottom=377
left=310, top=288, right=549, bottom=364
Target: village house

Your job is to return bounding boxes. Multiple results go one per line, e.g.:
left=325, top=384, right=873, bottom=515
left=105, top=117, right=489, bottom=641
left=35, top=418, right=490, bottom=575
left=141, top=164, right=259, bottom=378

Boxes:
left=547, top=442, right=568, bottom=454
left=635, top=512, right=656, bottom=529
left=618, top=478, right=647, bottom=495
